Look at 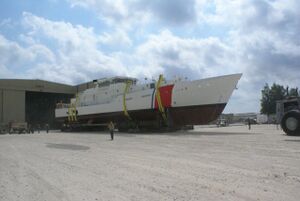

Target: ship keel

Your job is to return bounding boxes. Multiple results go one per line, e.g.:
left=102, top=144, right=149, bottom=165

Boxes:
left=57, top=103, right=226, bottom=129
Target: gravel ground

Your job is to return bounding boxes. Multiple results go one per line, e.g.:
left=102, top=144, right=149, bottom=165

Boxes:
left=0, top=124, right=300, bottom=201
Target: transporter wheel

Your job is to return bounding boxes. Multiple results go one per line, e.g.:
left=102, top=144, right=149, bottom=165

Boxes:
left=281, top=110, right=300, bottom=136
left=117, top=122, right=129, bottom=132
left=117, top=120, right=138, bottom=132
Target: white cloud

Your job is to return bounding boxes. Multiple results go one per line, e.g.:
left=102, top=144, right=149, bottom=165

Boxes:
left=67, top=0, right=198, bottom=28
left=0, top=34, right=35, bottom=71
left=135, top=30, right=239, bottom=79
left=2, top=0, right=300, bottom=113
left=134, top=0, right=197, bottom=25
left=22, top=12, right=99, bottom=50
left=0, top=18, right=12, bottom=28
left=19, top=12, right=132, bottom=84
left=67, top=0, right=139, bottom=27
left=2, top=12, right=239, bottom=84
left=99, top=29, right=132, bottom=47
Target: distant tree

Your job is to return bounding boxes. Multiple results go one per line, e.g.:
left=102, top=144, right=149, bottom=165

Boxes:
left=260, top=84, right=271, bottom=115
left=289, top=87, right=299, bottom=97
left=260, top=83, right=286, bottom=115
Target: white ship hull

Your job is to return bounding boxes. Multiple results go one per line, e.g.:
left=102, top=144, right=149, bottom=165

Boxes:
left=55, top=73, right=242, bottom=127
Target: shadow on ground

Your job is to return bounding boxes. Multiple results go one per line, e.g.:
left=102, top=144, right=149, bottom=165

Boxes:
left=46, top=143, right=90, bottom=150
left=169, top=131, right=258, bottom=136
left=284, top=139, right=300, bottom=142
left=118, top=131, right=257, bottom=136
left=56, top=130, right=258, bottom=136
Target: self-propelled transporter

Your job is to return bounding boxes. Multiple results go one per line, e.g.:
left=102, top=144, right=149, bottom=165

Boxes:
left=55, top=73, right=242, bottom=131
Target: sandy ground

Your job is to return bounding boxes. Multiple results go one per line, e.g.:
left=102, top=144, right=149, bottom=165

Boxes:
left=0, top=124, right=300, bottom=201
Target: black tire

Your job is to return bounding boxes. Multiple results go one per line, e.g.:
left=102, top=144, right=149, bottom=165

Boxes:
left=281, top=110, right=300, bottom=136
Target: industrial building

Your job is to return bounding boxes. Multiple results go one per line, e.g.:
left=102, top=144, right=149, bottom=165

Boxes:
left=0, top=79, right=94, bottom=128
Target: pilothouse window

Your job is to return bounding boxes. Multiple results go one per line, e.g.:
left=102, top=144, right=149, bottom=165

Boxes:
left=96, top=77, right=137, bottom=88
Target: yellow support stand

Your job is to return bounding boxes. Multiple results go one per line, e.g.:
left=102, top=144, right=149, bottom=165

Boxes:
left=68, top=94, right=78, bottom=122
left=123, top=81, right=132, bottom=120
left=156, top=74, right=167, bottom=123
left=73, top=94, right=78, bottom=121
left=68, top=107, right=71, bottom=122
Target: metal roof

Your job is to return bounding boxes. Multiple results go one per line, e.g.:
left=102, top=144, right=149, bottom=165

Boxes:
left=0, top=79, right=76, bottom=94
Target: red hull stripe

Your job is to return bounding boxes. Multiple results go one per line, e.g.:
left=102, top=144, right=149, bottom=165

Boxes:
left=154, top=85, right=174, bottom=109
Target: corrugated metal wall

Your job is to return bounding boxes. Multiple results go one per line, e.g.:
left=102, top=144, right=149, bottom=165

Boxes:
left=0, top=79, right=77, bottom=124
left=0, top=89, right=25, bottom=123
left=0, top=89, right=3, bottom=122
left=0, top=79, right=95, bottom=124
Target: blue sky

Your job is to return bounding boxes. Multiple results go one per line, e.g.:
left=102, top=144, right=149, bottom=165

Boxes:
left=0, top=0, right=300, bottom=113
